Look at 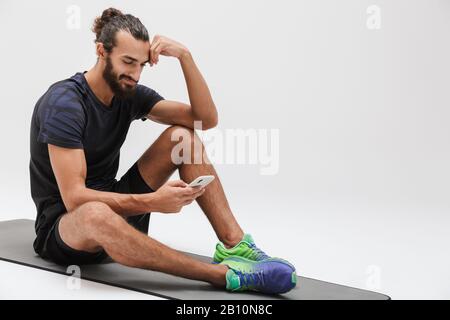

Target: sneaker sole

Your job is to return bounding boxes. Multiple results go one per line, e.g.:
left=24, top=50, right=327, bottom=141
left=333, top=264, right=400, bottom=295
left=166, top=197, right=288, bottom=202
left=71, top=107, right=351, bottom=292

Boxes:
left=214, top=256, right=296, bottom=271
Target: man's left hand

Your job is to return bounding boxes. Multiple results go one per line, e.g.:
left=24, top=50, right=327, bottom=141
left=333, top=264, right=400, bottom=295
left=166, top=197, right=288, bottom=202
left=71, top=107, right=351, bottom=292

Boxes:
left=149, top=35, right=189, bottom=66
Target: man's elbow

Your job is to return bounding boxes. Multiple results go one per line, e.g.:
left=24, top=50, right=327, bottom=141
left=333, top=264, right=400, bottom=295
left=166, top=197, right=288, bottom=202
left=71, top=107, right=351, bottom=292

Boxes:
left=63, top=187, right=86, bottom=212
left=63, top=196, right=81, bottom=213
left=203, top=118, right=218, bottom=130
left=62, top=198, right=77, bottom=213
left=202, top=112, right=218, bottom=130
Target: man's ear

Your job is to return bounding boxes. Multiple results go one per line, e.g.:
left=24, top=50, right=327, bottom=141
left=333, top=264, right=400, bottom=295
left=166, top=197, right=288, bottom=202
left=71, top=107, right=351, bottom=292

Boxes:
left=96, top=43, right=106, bottom=60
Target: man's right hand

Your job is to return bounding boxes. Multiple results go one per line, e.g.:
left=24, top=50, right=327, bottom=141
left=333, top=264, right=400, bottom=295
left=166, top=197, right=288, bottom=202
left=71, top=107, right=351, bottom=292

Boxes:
left=148, top=180, right=205, bottom=213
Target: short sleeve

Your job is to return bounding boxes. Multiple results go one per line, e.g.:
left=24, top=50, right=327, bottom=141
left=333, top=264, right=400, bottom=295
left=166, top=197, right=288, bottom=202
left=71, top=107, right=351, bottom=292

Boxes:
left=36, top=85, right=85, bottom=149
left=131, top=84, right=165, bottom=121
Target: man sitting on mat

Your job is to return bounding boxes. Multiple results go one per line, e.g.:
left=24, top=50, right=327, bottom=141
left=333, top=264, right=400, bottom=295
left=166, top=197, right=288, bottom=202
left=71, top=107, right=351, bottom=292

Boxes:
left=29, top=7, right=297, bottom=294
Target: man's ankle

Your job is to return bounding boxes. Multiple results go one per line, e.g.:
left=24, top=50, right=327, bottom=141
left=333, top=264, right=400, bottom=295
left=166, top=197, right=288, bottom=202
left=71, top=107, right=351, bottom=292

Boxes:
left=211, top=264, right=229, bottom=287
left=223, top=232, right=245, bottom=249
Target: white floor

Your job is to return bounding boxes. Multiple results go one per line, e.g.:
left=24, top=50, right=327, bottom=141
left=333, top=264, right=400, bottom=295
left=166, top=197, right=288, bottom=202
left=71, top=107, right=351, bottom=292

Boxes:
left=2, top=201, right=450, bottom=299
left=0, top=260, right=165, bottom=300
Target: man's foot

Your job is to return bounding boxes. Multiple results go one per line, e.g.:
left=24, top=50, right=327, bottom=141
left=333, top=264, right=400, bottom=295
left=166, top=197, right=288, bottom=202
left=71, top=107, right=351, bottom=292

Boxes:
left=213, top=234, right=270, bottom=262
left=220, top=256, right=297, bottom=294
left=213, top=234, right=296, bottom=270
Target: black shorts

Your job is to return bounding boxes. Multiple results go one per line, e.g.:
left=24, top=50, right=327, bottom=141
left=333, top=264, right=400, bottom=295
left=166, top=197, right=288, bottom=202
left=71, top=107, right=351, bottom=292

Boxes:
left=35, top=161, right=155, bottom=266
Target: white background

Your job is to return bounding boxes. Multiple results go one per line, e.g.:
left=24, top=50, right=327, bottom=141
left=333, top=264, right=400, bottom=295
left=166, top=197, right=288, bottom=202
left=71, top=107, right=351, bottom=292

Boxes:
left=0, top=0, right=449, bottom=299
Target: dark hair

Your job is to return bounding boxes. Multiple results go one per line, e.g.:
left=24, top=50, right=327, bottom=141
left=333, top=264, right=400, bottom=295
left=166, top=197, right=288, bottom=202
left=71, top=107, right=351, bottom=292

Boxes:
left=92, top=7, right=149, bottom=53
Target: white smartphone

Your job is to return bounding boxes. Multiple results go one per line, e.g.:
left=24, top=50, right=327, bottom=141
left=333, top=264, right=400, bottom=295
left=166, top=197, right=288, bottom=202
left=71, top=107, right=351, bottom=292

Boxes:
left=188, top=175, right=215, bottom=188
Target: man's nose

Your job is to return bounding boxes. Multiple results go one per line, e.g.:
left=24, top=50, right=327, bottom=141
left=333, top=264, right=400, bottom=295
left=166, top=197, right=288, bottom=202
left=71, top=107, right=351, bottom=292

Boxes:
left=128, top=69, right=141, bottom=83
left=126, top=74, right=139, bottom=83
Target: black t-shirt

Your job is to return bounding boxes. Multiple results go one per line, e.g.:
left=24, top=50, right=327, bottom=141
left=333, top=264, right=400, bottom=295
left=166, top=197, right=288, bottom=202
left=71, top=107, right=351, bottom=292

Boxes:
left=29, top=71, right=164, bottom=238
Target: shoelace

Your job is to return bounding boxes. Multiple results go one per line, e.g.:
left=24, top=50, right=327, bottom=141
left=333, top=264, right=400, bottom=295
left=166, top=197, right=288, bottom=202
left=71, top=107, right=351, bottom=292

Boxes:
left=249, top=243, right=270, bottom=260
left=235, top=269, right=265, bottom=289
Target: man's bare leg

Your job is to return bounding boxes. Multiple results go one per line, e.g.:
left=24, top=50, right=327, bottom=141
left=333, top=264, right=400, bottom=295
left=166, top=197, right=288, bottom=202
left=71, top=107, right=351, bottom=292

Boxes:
left=137, top=125, right=244, bottom=248
left=58, top=201, right=229, bottom=287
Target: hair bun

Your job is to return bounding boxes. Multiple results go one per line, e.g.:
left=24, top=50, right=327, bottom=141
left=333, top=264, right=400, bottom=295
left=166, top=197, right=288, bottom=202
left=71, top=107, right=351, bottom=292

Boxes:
left=92, top=7, right=123, bottom=40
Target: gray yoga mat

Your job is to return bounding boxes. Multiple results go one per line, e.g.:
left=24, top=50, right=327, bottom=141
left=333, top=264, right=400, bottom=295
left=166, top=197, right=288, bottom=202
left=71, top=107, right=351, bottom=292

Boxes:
left=0, top=219, right=389, bottom=300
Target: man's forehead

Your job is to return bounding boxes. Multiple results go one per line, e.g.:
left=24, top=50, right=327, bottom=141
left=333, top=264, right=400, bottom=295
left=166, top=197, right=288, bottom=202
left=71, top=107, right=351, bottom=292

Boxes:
left=113, top=30, right=150, bottom=62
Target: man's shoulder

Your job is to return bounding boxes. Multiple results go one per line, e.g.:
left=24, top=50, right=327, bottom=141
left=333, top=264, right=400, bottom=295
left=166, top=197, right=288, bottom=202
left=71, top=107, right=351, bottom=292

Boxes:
left=134, top=83, right=158, bottom=95
left=46, top=73, right=86, bottom=98
left=131, top=83, right=164, bottom=105
left=40, top=73, right=87, bottom=110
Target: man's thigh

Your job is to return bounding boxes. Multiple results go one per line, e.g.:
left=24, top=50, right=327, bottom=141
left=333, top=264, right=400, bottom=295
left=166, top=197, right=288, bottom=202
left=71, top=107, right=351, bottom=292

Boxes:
left=42, top=202, right=111, bottom=266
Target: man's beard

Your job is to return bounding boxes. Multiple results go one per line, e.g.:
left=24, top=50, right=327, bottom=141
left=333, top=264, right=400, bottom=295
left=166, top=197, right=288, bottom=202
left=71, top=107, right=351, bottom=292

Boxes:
left=102, top=56, right=137, bottom=99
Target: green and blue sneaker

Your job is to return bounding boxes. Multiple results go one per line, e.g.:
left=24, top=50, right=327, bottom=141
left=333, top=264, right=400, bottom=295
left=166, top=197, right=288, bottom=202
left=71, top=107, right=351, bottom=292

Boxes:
left=220, top=256, right=298, bottom=294
left=213, top=234, right=270, bottom=262
left=213, top=234, right=296, bottom=270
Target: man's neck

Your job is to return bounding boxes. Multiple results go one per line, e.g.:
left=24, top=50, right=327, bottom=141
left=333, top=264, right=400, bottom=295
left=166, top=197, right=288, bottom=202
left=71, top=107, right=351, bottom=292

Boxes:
left=84, top=64, right=114, bottom=107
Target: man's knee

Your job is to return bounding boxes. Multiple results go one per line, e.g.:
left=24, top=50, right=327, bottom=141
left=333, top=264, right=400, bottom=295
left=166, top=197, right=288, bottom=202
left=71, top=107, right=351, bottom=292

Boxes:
left=164, top=125, right=206, bottom=165
left=58, top=201, right=122, bottom=253
left=164, top=125, right=197, bottom=143
left=77, top=201, right=123, bottom=233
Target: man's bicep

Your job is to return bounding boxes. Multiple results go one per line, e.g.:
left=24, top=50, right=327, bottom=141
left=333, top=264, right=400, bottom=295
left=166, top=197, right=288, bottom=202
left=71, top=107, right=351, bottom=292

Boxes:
left=146, top=100, right=195, bottom=127
left=48, top=144, right=87, bottom=210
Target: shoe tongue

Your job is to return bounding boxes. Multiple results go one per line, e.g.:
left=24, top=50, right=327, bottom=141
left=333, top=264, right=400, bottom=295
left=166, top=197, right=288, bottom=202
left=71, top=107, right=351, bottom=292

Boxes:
left=242, top=234, right=254, bottom=244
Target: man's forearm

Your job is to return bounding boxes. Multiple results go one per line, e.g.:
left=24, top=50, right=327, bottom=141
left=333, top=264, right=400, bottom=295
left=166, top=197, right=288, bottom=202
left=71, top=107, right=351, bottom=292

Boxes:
left=68, top=187, right=156, bottom=217
left=179, top=51, right=218, bottom=127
